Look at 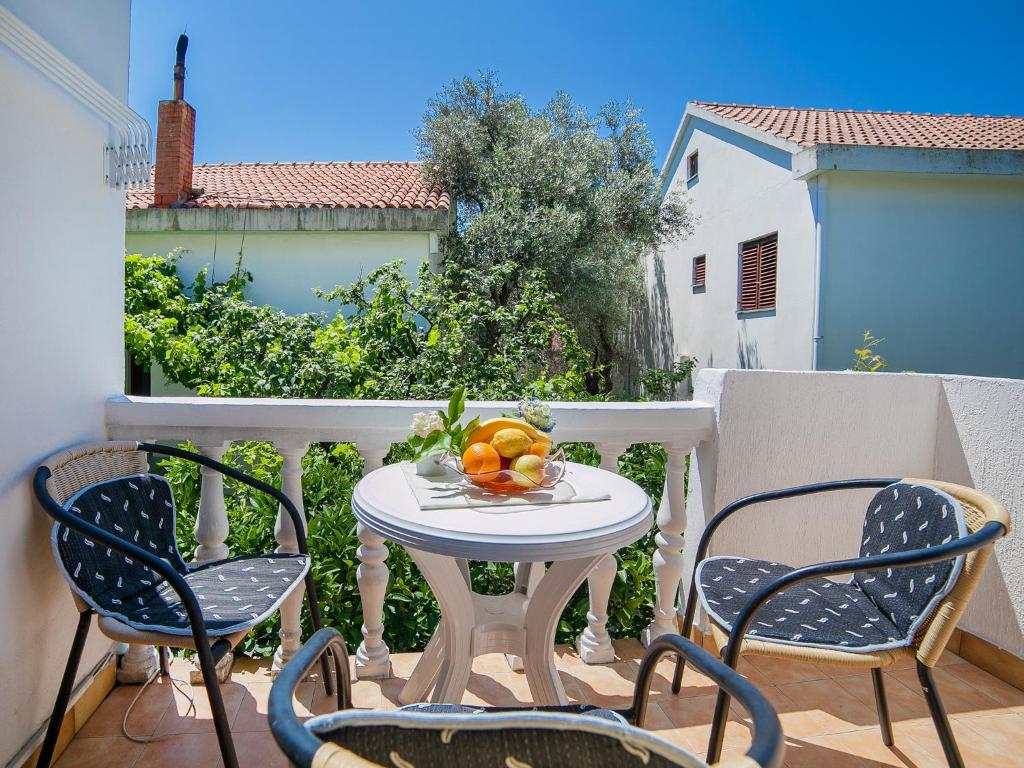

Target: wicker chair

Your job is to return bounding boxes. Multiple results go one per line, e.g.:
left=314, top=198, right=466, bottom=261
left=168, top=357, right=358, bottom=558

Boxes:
left=32, top=441, right=335, bottom=768
left=270, top=628, right=784, bottom=768
left=670, top=478, right=1010, bottom=767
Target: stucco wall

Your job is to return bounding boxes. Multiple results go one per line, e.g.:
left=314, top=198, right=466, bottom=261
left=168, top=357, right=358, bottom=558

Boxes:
left=688, top=368, right=1024, bottom=658
left=818, top=172, right=1024, bottom=377
left=125, top=229, right=436, bottom=316
left=640, top=117, right=816, bottom=376
left=0, top=1, right=131, bottom=762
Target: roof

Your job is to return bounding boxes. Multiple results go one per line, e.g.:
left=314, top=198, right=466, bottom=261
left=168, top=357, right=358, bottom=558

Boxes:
left=126, top=161, right=449, bottom=210
left=691, top=102, right=1024, bottom=151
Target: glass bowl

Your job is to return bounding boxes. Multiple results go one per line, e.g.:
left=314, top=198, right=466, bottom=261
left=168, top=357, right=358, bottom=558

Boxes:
left=439, top=447, right=566, bottom=494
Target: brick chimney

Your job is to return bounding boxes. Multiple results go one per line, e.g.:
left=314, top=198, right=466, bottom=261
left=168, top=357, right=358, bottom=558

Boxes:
left=153, top=34, right=195, bottom=207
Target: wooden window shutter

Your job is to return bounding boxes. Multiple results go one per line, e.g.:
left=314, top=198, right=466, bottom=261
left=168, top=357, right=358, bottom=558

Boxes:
left=692, top=255, right=706, bottom=287
left=757, top=236, right=777, bottom=309
left=738, top=240, right=760, bottom=311
left=738, top=234, right=777, bottom=311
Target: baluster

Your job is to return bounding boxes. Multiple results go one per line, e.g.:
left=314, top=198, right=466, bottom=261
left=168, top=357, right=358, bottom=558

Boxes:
left=576, top=441, right=630, bottom=664
left=194, top=442, right=230, bottom=561
left=355, top=444, right=392, bottom=679
left=272, top=440, right=310, bottom=672
left=190, top=441, right=234, bottom=683
left=644, top=444, right=688, bottom=644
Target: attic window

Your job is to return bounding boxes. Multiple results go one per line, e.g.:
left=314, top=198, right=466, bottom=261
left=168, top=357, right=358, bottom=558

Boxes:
left=686, top=151, right=699, bottom=181
left=692, top=255, right=706, bottom=289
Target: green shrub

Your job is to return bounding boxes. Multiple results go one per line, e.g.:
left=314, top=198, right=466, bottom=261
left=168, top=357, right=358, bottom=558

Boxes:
left=162, top=439, right=669, bottom=657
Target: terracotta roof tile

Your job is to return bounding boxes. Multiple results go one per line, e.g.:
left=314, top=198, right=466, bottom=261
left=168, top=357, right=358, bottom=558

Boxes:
left=691, top=102, right=1024, bottom=150
left=126, top=161, right=449, bottom=210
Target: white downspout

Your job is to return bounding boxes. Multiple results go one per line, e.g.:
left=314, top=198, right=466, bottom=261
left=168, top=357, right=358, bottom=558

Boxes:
left=811, top=174, right=828, bottom=370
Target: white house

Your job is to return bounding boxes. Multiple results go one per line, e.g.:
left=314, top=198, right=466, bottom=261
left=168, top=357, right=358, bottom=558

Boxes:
left=125, top=42, right=450, bottom=314
left=644, top=102, right=1024, bottom=378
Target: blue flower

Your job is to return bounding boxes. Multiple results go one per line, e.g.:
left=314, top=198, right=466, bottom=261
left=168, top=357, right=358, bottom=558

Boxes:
left=518, top=397, right=555, bottom=433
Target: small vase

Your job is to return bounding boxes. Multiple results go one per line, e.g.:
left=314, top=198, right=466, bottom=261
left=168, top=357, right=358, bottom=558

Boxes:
left=415, top=455, right=445, bottom=477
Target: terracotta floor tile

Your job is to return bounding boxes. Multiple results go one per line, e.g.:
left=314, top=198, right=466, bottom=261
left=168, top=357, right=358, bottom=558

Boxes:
left=53, top=735, right=144, bottom=768
left=943, top=661, right=1024, bottom=711
left=656, top=691, right=754, bottom=753
left=887, top=665, right=1007, bottom=718
left=899, top=714, right=1023, bottom=768
left=783, top=729, right=940, bottom=768
left=832, top=671, right=934, bottom=725
left=75, top=679, right=174, bottom=738
left=153, top=680, right=246, bottom=736
left=226, top=728, right=290, bottom=768
left=746, top=655, right=832, bottom=685
left=776, top=678, right=880, bottom=738
left=136, top=733, right=223, bottom=768
left=565, top=661, right=639, bottom=709
left=471, top=653, right=518, bottom=675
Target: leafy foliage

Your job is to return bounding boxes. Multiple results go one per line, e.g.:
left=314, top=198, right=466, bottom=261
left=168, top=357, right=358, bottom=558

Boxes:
left=851, top=330, right=889, bottom=373
left=418, top=73, right=693, bottom=393
left=639, top=356, right=698, bottom=400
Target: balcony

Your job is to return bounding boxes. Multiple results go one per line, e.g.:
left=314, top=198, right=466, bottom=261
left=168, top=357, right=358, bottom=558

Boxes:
left=24, top=369, right=1022, bottom=767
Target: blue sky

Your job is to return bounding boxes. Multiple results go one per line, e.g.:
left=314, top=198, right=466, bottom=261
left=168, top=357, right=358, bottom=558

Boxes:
left=128, top=1, right=1024, bottom=168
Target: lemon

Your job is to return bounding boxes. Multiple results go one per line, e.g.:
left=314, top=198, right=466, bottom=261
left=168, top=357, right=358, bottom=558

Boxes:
left=490, top=428, right=533, bottom=458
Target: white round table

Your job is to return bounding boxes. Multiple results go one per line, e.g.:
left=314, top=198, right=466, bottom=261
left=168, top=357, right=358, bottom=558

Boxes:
left=351, top=461, right=652, bottom=706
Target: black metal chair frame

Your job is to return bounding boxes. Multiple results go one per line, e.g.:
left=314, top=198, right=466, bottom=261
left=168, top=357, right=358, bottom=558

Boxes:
left=270, top=627, right=785, bottom=768
left=670, top=478, right=1009, bottom=766
left=33, top=441, right=334, bottom=768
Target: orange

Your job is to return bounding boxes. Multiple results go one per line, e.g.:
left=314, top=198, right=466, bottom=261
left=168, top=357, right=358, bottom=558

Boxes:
left=527, top=442, right=549, bottom=458
left=462, top=442, right=501, bottom=475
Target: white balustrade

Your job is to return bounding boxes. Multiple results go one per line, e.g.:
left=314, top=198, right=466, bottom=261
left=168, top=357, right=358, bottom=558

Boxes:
left=355, top=444, right=392, bottom=679
left=105, top=396, right=714, bottom=673
left=643, top=444, right=689, bottom=645
left=191, top=441, right=233, bottom=683
left=272, top=440, right=310, bottom=672
left=576, top=441, right=631, bottom=663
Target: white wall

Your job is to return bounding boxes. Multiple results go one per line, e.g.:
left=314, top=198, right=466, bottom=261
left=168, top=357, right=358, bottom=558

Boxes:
left=819, top=172, right=1024, bottom=377
left=0, top=0, right=131, bottom=762
left=688, top=368, right=1024, bottom=658
left=125, top=229, right=435, bottom=315
left=642, top=117, right=816, bottom=375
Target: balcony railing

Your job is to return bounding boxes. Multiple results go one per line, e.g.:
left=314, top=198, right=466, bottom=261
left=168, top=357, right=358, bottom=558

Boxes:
left=105, top=395, right=715, bottom=677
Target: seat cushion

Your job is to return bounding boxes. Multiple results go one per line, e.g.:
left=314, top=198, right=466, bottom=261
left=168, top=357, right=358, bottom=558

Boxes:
left=696, top=557, right=904, bottom=651
left=136, top=553, right=310, bottom=635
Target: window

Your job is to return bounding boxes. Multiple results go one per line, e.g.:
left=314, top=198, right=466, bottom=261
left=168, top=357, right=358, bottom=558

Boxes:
left=737, top=234, right=777, bottom=312
left=692, top=255, right=706, bottom=289
left=686, top=151, right=699, bottom=180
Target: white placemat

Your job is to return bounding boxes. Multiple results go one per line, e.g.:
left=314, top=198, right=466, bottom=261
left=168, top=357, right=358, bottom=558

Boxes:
left=400, top=462, right=611, bottom=511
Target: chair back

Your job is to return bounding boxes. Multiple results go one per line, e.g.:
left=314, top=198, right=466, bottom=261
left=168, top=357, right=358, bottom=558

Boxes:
left=38, top=442, right=188, bottom=620
left=854, top=482, right=968, bottom=645
left=306, top=710, right=705, bottom=768
left=906, top=479, right=1011, bottom=666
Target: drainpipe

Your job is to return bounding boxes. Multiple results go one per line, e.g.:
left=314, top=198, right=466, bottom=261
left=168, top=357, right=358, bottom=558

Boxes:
left=811, top=174, right=828, bottom=370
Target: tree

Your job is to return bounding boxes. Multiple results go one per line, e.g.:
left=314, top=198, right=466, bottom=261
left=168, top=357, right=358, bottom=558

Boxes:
left=418, top=73, right=693, bottom=393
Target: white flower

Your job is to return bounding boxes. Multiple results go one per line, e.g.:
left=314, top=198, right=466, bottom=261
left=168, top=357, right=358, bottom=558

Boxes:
left=411, top=411, right=444, bottom=438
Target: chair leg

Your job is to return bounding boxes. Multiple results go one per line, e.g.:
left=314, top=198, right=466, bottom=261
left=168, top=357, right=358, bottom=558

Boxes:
left=37, top=610, right=92, bottom=768
left=917, top=661, right=965, bottom=768
left=157, top=646, right=170, bottom=677
left=671, top=581, right=699, bottom=694
left=195, top=639, right=239, bottom=768
left=305, top=572, right=335, bottom=697
left=705, top=647, right=737, bottom=765
left=871, top=668, right=894, bottom=746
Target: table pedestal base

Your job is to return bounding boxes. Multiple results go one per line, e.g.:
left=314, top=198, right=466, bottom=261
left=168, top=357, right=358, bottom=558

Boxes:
left=400, top=550, right=604, bottom=706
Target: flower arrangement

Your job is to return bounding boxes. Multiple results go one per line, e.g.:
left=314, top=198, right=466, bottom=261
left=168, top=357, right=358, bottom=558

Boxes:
left=407, top=386, right=480, bottom=463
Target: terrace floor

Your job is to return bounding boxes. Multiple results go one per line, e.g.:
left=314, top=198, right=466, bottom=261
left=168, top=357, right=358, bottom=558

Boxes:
left=56, top=640, right=1024, bottom=768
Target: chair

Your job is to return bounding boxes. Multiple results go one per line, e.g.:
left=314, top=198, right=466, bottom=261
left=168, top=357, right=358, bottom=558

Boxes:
left=32, top=441, right=334, bottom=768
left=269, top=627, right=785, bottom=768
left=670, top=478, right=1010, bottom=767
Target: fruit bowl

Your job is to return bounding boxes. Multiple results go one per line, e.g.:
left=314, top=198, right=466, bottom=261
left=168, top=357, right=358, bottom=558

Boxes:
left=440, top=447, right=566, bottom=493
